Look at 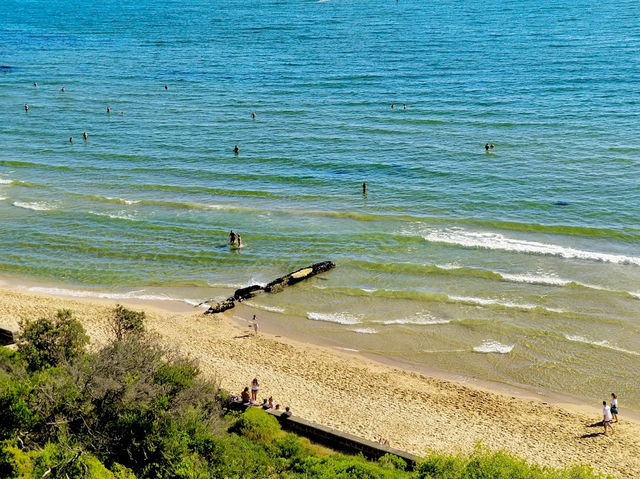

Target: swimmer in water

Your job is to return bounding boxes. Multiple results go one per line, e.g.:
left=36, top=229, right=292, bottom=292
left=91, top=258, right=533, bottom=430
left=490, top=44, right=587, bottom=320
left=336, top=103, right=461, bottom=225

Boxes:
left=33, top=82, right=37, bottom=87
left=229, top=230, right=237, bottom=246
left=69, top=137, right=73, bottom=143
left=24, top=104, right=29, bottom=112
left=251, top=111, right=256, bottom=119
left=83, top=132, right=88, bottom=141
left=403, top=104, right=406, bottom=110
left=362, top=182, right=367, bottom=195
left=164, top=84, right=168, bottom=90
left=391, top=103, right=395, bottom=109
left=60, top=87, right=66, bottom=92
left=106, top=106, right=111, bottom=114
left=234, top=145, right=239, bottom=155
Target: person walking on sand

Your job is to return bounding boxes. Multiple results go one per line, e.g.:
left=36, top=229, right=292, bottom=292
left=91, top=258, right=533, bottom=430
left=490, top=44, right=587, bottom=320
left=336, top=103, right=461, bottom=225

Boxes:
left=252, top=314, right=258, bottom=336
left=251, top=377, right=259, bottom=402
left=602, top=400, right=614, bottom=436
left=611, top=393, right=619, bottom=423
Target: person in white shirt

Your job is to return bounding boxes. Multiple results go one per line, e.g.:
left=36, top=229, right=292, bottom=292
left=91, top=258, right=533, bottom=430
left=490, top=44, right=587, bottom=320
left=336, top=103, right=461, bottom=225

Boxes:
left=610, top=393, right=619, bottom=423
left=602, top=401, right=614, bottom=436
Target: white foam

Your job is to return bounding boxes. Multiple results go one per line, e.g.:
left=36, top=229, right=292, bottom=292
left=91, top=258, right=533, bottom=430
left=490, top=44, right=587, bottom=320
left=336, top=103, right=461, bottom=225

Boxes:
left=501, top=273, right=570, bottom=286
left=105, top=196, right=140, bottom=205
left=244, top=302, right=286, bottom=313
left=378, top=312, right=450, bottom=325
left=13, top=201, right=54, bottom=211
left=307, top=312, right=361, bottom=325
left=631, top=292, right=640, bottom=299
left=450, top=295, right=540, bottom=310
left=337, top=347, right=359, bottom=352
left=25, top=286, right=202, bottom=306
left=564, top=334, right=640, bottom=356
left=0, top=178, right=12, bottom=184
left=352, top=327, right=378, bottom=334
left=89, top=211, right=139, bottom=221
left=0, top=196, right=7, bottom=201
left=473, top=340, right=514, bottom=354
left=425, top=229, right=640, bottom=266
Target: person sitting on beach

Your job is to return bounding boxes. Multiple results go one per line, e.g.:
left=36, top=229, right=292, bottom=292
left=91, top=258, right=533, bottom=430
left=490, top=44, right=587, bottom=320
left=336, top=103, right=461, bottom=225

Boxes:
left=267, top=396, right=274, bottom=409
left=611, top=393, right=619, bottom=423
left=251, top=377, right=259, bottom=402
left=261, top=398, right=269, bottom=409
left=602, top=400, right=614, bottom=436
left=282, top=406, right=292, bottom=418
left=241, top=386, right=251, bottom=404
left=275, top=404, right=280, bottom=411
left=229, top=230, right=237, bottom=245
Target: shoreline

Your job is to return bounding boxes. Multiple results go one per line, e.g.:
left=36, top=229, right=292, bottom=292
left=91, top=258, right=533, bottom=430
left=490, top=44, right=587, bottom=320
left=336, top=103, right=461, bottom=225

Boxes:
left=0, top=281, right=639, bottom=477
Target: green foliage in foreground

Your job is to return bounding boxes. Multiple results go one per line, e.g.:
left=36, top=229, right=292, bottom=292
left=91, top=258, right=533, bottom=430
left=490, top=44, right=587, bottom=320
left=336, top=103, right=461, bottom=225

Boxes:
left=0, top=308, right=614, bottom=479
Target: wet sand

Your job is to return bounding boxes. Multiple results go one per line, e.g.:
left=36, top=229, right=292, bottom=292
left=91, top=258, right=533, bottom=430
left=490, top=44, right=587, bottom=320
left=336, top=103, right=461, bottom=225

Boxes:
left=0, top=286, right=637, bottom=478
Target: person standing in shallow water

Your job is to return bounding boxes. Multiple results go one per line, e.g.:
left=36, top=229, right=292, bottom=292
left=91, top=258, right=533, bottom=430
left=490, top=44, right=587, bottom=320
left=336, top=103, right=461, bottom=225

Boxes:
left=229, top=230, right=237, bottom=246
left=83, top=132, right=88, bottom=141
left=362, top=182, right=367, bottom=195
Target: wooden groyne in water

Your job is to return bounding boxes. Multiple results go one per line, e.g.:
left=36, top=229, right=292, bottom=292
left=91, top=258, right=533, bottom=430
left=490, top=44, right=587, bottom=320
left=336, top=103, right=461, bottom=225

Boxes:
left=203, top=261, right=335, bottom=314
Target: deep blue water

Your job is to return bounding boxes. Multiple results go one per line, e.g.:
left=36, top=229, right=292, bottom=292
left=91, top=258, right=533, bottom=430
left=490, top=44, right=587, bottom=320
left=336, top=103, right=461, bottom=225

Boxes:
left=1, top=0, right=639, bottom=407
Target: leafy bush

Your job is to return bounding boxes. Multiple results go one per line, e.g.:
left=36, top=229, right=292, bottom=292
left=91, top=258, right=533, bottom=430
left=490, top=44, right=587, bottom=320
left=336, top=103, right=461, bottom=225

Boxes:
left=228, top=407, right=282, bottom=443
left=110, top=305, right=145, bottom=341
left=17, top=309, right=88, bottom=371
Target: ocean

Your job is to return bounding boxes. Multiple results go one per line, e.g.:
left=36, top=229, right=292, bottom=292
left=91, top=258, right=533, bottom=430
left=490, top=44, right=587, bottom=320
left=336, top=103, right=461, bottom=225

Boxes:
left=1, top=0, right=639, bottom=409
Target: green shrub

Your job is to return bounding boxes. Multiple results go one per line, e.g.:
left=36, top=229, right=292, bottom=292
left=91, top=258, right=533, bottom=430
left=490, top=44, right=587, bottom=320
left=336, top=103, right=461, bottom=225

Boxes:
left=17, top=310, right=88, bottom=371
left=110, top=305, right=145, bottom=341
left=378, top=453, right=406, bottom=471
left=228, top=407, right=282, bottom=443
left=0, top=377, right=37, bottom=441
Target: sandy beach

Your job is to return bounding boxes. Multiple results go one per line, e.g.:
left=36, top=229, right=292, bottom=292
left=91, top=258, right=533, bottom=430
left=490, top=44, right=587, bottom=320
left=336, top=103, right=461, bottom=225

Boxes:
left=0, top=286, right=638, bottom=479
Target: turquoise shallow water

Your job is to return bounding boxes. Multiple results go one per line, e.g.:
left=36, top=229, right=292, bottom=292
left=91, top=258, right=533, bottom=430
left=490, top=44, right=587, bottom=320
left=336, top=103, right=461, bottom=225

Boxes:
left=1, top=0, right=639, bottom=408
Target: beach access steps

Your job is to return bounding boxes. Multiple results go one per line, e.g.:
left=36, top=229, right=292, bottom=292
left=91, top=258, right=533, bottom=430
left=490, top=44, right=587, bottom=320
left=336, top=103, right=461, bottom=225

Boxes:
left=204, top=261, right=335, bottom=314
left=229, top=401, right=419, bottom=470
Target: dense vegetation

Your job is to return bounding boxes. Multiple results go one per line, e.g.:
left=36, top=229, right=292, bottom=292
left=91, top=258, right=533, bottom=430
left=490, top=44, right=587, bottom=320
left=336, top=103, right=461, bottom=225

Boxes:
left=0, top=307, right=612, bottom=478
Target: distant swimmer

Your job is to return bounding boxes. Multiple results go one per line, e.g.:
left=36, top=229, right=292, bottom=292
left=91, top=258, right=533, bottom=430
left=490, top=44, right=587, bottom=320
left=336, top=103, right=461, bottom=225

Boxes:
left=69, top=136, right=73, bottom=143
left=403, top=104, right=407, bottom=110
left=251, top=111, right=256, bottom=119
left=24, top=104, right=29, bottom=112
left=120, top=111, right=124, bottom=116
left=164, top=84, right=168, bottom=90
left=229, top=229, right=237, bottom=245
left=60, top=87, right=66, bottom=92
left=391, top=103, right=395, bottom=109
left=106, top=106, right=111, bottom=113
left=33, top=82, right=37, bottom=87
left=233, top=145, right=239, bottom=155
left=362, top=182, right=367, bottom=195
left=83, top=131, right=88, bottom=141
left=484, top=143, right=495, bottom=152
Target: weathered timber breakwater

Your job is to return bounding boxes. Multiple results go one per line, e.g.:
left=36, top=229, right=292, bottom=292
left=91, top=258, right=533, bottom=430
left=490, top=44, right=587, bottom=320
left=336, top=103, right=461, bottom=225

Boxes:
left=203, top=261, right=336, bottom=314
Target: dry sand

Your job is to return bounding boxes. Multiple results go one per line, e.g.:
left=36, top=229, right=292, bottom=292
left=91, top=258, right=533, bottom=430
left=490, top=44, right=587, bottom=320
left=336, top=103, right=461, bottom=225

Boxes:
left=0, top=286, right=638, bottom=478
